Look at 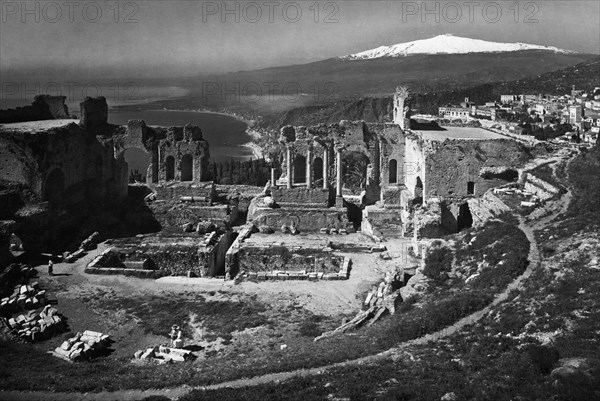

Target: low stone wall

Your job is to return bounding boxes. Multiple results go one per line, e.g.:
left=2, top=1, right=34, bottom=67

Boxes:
left=236, top=256, right=351, bottom=282
left=85, top=249, right=162, bottom=278
left=237, top=245, right=344, bottom=273
left=149, top=202, right=235, bottom=231
left=249, top=206, right=350, bottom=233
left=85, top=232, right=234, bottom=278
left=271, top=187, right=332, bottom=207
left=523, top=173, right=561, bottom=201
left=153, top=182, right=217, bottom=203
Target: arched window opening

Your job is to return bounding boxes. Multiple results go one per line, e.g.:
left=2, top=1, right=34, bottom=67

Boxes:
left=166, top=156, right=175, bottom=181
left=342, top=151, right=369, bottom=189
left=181, top=154, right=193, bottom=182
left=293, top=155, right=306, bottom=184
left=124, top=148, right=150, bottom=183
left=389, top=159, right=398, bottom=184
left=313, top=157, right=323, bottom=183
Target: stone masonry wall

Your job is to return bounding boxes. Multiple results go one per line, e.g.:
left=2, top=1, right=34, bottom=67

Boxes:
left=424, top=139, right=527, bottom=199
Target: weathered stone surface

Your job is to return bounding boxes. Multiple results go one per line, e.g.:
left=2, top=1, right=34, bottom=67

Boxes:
left=79, top=97, right=108, bottom=128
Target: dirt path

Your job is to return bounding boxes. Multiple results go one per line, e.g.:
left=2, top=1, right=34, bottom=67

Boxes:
left=0, top=154, right=574, bottom=401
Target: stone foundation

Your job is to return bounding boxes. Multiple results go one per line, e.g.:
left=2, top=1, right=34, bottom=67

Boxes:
left=85, top=232, right=235, bottom=278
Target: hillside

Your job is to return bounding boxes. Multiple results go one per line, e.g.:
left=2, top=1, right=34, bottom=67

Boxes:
left=261, top=97, right=393, bottom=129
left=258, top=57, right=600, bottom=129
left=192, top=51, right=594, bottom=103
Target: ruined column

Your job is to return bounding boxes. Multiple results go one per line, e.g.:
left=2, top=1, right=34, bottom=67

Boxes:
left=306, top=148, right=312, bottom=189
left=271, top=168, right=276, bottom=187
left=286, top=147, right=292, bottom=189
left=336, top=149, right=342, bottom=197
left=323, top=148, right=329, bottom=190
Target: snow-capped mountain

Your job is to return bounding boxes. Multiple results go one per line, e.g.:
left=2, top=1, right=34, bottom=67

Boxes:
left=340, top=34, right=573, bottom=60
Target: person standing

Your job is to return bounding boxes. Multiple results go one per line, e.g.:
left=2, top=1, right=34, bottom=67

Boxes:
left=48, top=260, right=54, bottom=276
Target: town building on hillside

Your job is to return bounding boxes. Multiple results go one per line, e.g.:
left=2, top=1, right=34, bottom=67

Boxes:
left=438, top=106, right=470, bottom=119
left=500, top=95, right=519, bottom=104
left=569, top=105, right=583, bottom=125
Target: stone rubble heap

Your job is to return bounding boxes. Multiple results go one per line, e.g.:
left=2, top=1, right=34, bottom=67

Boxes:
left=4, top=304, right=66, bottom=342
left=63, top=231, right=100, bottom=262
left=133, top=345, right=195, bottom=364
left=50, top=330, right=111, bottom=362
left=314, top=264, right=408, bottom=342
left=1, top=282, right=47, bottom=313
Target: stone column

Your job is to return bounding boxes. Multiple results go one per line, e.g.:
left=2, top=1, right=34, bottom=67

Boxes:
left=336, top=149, right=342, bottom=197
left=286, top=147, right=292, bottom=189
left=271, top=168, right=276, bottom=187
left=323, top=148, right=329, bottom=190
left=306, top=148, right=312, bottom=189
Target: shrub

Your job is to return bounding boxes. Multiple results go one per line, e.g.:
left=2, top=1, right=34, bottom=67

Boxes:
left=423, top=245, right=453, bottom=281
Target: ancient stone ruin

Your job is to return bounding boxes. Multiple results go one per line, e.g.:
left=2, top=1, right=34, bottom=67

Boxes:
left=0, top=90, right=531, bottom=281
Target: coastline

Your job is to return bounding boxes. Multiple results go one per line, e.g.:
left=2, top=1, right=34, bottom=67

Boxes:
left=111, top=105, right=267, bottom=161
left=243, top=128, right=265, bottom=160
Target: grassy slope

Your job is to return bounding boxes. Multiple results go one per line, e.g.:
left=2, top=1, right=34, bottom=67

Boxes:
left=0, top=218, right=529, bottom=393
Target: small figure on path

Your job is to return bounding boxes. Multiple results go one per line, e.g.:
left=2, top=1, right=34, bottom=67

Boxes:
left=170, top=325, right=184, bottom=349
left=48, top=260, right=54, bottom=276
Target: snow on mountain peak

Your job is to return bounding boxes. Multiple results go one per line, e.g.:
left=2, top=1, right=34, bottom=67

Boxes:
left=340, top=34, right=572, bottom=60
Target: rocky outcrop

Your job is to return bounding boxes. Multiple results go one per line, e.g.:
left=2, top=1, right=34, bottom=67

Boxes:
left=551, top=357, right=600, bottom=388
left=0, top=95, right=72, bottom=124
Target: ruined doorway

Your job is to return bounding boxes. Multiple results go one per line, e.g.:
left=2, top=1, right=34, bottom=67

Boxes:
left=181, top=154, right=193, bottom=182
left=342, top=151, right=369, bottom=189
left=166, top=156, right=175, bottom=181
left=467, top=181, right=475, bottom=195
left=124, top=148, right=150, bottom=183
left=293, top=155, right=306, bottom=184
left=44, top=168, right=65, bottom=205
left=313, top=157, right=323, bottom=184
left=457, top=202, right=473, bottom=231
left=389, top=159, right=398, bottom=184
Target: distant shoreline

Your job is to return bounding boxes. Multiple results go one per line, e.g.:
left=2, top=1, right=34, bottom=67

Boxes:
left=110, top=107, right=265, bottom=160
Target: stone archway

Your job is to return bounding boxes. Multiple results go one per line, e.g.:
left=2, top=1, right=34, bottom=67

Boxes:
left=457, top=202, right=473, bottom=231
left=44, top=168, right=65, bottom=205
left=181, top=154, right=193, bottom=182
left=294, top=155, right=306, bottom=184
left=166, top=156, right=175, bottom=181
left=124, top=148, right=150, bottom=183
left=342, top=151, right=369, bottom=190
left=313, top=157, right=323, bottom=183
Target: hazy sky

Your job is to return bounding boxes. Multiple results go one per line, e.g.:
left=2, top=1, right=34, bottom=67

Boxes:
left=1, top=0, right=599, bottom=79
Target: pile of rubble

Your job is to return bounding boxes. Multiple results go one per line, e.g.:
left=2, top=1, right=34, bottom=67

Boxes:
left=315, top=264, right=412, bottom=342
left=63, top=231, right=100, bottom=262
left=133, top=345, right=195, bottom=364
left=1, top=282, right=46, bottom=313
left=0, top=264, right=36, bottom=297
left=3, top=305, right=66, bottom=342
left=50, top=330, right=111, bottom=362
